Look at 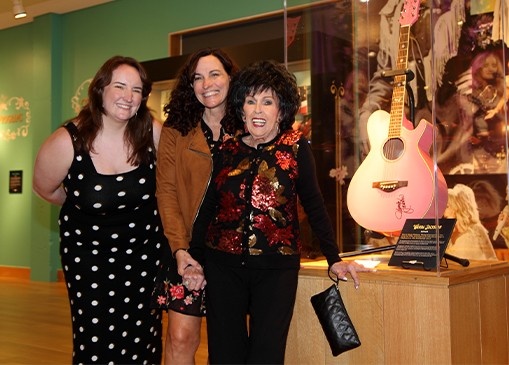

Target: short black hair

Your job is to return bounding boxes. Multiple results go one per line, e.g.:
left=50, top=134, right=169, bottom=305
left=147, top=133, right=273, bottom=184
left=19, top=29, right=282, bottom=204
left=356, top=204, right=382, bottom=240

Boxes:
left=228, top=60, right=300, bottom=131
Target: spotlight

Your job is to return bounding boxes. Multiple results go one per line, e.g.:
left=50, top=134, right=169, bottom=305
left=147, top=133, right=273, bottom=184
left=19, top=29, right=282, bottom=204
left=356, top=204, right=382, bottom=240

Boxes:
left=13, top=0, right=27, bottom=19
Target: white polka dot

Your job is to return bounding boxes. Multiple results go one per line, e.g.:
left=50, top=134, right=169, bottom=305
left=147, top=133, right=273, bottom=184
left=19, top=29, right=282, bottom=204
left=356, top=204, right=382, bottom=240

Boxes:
left=126, top=249, right=133, bottom=254
left=63, top=215, right=69, bottom=221
left=75, top=275, right=81, bottom=280
left=74, top=257, right=80, bottom=263
left=94, top=185, right=102, bottom=191
left=109, top=258, right=115, bottom=263
left=93, top=202, right=102, bottom=208
left=142, top=194, right=150, bottom=200
left=109, top=308, right=115, bottom=314
left=76, top=155, right=82, bottom=161
left=139, top=287, right=145, bottom=292
left=111, top=247, right=118, bottom=252
left=92, top=336, right=98, bottom=342
left=129, top=238, right=136, bottom=243
left=92, top=249, right=98, bottom=255
left=75, top=229, right=81, bottom=235
left=111, top=233, right=119, bottom=239
left=92, top=225, right=99, bottom=231
left=134, top=337, right=140, bottom=343
left=91, top=283, right=98, bottom=289
left=145, top=224, right=151, bottom=230
left=116, top=176, right=124, bottom=182
left=80, top=344, right=84, bottom=350
left=139, top=178, right=146, bottom=184
left=118, top=205, right=126, bottom=209
left=129, top=223, right=135, bottom=228
left=141, top=271, right=147, bottom=277
left=124, top=297, right=130, bottom=303
left=73, top=190, right=80, bottom=196
left=109, top=274, right=115, bottom=279
left=78, top=309, right=83, bottom=315
left=92, top=356, right=98, bottom=361
left=78, top=174, right=84, bottom=180
left=76, top=241, right=83, bottom=246
left=92, top=318, right=99, bottom=324
left=92, top=241, right=99, bottom=245
left=109, top=343, right=115, bottom=349
left=79, top=326, right=84, bottom=332
left=109, top=291, right=115, bottom=296
left=125, top=281, right=131, bottom=286
left=118, top=191, right=126, bottom=197
left=77, top=292, right=82, bottom=298
left=91, top=266, right=98, bottom=271
left=64, top=232, right=70, bottom=237
left=122, top=332, right=128, bottom=338
left=123, top=314, right=129, bottom=319
left=136, top=320, right=142, bottom=326
left=125, top=265, right=131, bottom=270
left=91, top=300, right=98, bottom=306
left=141, top=254, right=148, bottom=260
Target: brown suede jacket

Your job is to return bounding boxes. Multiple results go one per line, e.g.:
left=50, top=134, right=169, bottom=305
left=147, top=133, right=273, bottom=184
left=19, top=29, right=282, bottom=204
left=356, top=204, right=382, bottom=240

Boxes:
left=156, top=124, right=212, bottom=255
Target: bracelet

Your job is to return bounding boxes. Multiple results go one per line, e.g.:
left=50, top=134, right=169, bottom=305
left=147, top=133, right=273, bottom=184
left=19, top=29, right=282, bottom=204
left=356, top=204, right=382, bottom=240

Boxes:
left=173, top=248, right=188, bottom=258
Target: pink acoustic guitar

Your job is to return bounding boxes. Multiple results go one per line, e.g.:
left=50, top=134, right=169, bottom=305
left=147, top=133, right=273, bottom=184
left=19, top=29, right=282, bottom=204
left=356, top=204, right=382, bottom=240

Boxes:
left=346, top=0, right=448, bottom=236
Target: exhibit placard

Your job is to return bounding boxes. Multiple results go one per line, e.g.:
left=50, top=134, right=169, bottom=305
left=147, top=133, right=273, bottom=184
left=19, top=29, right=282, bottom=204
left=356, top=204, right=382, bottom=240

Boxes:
left=388, top=218, right=456, bottom=270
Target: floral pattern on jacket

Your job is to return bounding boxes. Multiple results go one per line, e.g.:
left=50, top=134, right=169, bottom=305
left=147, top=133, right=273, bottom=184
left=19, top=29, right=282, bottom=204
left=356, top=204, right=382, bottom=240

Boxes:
left=206, top=130, right=304, bottom=258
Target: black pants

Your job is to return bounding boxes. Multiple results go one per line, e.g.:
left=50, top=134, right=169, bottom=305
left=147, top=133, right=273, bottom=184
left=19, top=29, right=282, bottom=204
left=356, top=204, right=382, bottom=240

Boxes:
left=205, top=260, right=299, bottom=364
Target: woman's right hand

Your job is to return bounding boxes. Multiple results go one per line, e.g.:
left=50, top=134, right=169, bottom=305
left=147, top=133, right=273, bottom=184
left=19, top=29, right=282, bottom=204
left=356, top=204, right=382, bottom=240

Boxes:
left=175, top=249, right=206, bottom=290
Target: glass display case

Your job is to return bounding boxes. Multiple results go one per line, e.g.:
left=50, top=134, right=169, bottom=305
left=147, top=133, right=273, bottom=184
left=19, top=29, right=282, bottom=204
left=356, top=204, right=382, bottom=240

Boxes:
left=143, top=0, right=509, bottom=273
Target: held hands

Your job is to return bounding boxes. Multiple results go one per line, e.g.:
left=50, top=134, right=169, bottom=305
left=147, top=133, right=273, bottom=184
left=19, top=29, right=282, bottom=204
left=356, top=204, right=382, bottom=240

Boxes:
left=329, top=260, right=375, bottom=290
left=175, top=249, right=206, bottom=291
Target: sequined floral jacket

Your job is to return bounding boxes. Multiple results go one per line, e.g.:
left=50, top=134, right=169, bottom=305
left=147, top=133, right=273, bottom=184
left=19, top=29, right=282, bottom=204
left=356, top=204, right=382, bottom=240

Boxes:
left=199, top=129, right=341, bottom=269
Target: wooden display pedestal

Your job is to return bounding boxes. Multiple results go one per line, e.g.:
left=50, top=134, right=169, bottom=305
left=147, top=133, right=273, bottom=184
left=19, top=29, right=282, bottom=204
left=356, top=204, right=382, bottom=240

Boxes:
left=286, top=256, right=509, bottom=364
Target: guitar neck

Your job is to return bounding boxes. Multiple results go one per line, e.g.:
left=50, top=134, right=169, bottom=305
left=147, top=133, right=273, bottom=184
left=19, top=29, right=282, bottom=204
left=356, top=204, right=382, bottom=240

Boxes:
left=389, top=24, right=411, bottom=138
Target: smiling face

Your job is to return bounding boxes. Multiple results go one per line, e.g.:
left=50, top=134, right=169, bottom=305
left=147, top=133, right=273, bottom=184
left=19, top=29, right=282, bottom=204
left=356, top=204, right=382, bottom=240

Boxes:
left=242, top=89, right=280, bottom=144
left=192, top=55, right=230, bottom=110
left=479, top=54, right=500, bottom=81
left=102, top=64, right=143, bottom=123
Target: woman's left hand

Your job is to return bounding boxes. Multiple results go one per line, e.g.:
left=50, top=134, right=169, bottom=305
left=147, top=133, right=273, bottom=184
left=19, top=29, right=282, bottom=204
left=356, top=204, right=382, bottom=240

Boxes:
left=329, top=261, right=375, bottom=289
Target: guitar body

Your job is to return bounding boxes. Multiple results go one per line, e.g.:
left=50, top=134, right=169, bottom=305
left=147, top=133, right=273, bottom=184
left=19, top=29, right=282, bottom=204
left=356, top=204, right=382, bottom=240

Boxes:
left=346, top=110, right=448, bottom=236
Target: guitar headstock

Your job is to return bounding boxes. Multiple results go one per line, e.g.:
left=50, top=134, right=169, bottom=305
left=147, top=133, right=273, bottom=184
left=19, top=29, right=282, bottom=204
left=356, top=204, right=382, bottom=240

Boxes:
left=399, top=0, right=420, bottom=27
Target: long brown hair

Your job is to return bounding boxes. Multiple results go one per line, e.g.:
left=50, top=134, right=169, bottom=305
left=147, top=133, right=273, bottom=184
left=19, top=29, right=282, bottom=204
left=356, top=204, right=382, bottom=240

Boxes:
left=73, top=55, right=154, bottom=165
left=163, top=48, right=239, bottom=135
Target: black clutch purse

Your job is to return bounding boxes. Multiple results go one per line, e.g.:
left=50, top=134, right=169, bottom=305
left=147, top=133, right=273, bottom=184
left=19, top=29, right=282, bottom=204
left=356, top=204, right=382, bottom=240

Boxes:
left=310, top=271, right=361, bottom=356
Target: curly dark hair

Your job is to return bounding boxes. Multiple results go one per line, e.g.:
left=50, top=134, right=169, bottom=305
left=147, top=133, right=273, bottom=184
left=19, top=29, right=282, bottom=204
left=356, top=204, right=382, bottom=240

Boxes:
left=228, top=60, right=300, bottom=132
left=73, top=55, right=154, bottom=165
left=163, top=48, right=239, bottom=135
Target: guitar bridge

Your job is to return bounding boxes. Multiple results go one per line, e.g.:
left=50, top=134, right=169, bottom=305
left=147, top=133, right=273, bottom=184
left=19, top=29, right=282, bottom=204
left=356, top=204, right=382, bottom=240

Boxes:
left=372, top=180, right=408, bottom=192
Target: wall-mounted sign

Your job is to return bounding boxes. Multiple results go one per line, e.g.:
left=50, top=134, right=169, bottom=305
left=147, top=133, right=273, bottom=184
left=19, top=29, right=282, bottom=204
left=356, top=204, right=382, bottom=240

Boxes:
left=0, top=95, right=31, bottom=142
left=9, top=170, right=22, bottom=194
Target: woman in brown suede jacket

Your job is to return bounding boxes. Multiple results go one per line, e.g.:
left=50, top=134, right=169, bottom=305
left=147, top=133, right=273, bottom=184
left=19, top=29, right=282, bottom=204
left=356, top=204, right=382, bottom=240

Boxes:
left=151, top=48, right=239, bottom=365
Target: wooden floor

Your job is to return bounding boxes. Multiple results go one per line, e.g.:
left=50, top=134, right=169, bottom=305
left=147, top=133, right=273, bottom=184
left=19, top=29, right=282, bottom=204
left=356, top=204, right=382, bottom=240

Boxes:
left=0, top=277, right=208, bottom=364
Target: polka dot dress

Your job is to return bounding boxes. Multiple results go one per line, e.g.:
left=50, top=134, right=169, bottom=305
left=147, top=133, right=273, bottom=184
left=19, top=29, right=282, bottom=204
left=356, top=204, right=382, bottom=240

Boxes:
left=58, top=123, right=169, bottom=364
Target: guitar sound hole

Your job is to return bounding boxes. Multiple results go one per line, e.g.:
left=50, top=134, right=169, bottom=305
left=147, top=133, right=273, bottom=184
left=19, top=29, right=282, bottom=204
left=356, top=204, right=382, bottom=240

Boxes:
left=383, top=138, right=404, bottom=160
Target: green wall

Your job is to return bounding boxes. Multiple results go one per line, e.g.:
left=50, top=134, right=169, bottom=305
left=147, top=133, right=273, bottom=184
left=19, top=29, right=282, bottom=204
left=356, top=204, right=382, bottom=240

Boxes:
left=0, top=0, right=286, bottom=281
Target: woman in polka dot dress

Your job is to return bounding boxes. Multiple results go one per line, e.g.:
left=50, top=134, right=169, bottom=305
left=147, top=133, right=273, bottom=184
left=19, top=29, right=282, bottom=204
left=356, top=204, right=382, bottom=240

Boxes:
left=33, top=56, right=170, bottom=364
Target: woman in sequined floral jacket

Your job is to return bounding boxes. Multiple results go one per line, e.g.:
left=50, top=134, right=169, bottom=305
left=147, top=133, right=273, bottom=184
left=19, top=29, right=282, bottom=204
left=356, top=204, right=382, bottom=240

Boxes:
left=193, top=60, right=372, bottom=364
